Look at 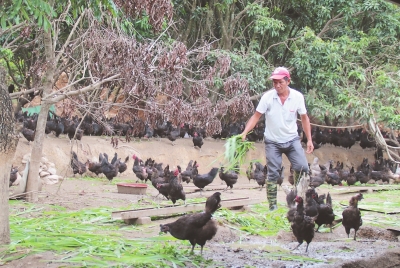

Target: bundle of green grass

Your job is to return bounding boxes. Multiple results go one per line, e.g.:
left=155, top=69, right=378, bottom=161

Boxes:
left=223, top=134, right=255, bottom=172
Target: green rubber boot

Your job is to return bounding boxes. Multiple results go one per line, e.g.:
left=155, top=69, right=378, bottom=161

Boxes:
left=293, top=171, right=302, bottom=187
left=266, top=181, right=278, bottom=211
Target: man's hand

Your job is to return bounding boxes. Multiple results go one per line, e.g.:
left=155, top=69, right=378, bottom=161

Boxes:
left=306, top=140, right=314, bottom=154
left=240, top=133, right=247, bottom=141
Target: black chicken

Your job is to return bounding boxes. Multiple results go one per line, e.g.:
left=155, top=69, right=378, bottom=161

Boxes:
left=9, top=166, right=18, bottom=187
left=116, top=155, right=129, bottom=174
left=21, top=127, right=35, bottom=144
left=251, top=162, right=267, bottom=190
left=291, top=196, right=317, bottom=252
left=342, top=193, right=363, bottom=240
left=167, top=124, right=181, bottom=145
left=159, top=192, right=221, bottom=255
left=304, top=189, right=319, bottom=218
left=132, top=155, right=148, bottom=183
left=205, top=192, right=222, bottom=214
left=166, top=168, right=186, bottom=205
left=99, top=153, right=120, bottom=182
left=315, top=192, right=335, bottom=232
left=219, top=166, right=238, bottom=193
left=346, top=167, right=357, bottom=186
left=192, top=167, right=219, bottom=194
left=192, top=132, right=204, bottom=150
left=181, top=160, right=197, bottom=184
left=70, top=151, right=87, bottom=176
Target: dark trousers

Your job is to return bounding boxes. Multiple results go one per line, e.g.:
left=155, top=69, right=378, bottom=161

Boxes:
left=264, top=136, right=309, bottom=183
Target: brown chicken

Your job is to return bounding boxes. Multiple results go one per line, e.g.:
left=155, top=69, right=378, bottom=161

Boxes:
left=291, top=196, right=317, bottom=252
left=159, top=192, right=221, bottom=255
left=342, top=193, right=363, bottom=240
left=86, top=159, right=102, bottom=176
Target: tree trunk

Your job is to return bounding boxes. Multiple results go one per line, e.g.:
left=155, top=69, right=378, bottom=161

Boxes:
left=0, top=154, right=12, bottom=244
left=25, top=27, right=55, bottom=202
left=0, top=66, right=18, bottom=245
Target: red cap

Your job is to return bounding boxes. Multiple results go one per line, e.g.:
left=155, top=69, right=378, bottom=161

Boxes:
left=269, top=67, right=290, bottom=80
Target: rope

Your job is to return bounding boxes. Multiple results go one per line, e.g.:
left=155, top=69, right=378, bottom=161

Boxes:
left=296, top=119, right=364, bottom=129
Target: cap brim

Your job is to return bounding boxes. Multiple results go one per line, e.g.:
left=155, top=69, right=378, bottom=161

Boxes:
left=269, top=75, right=287, bottom=80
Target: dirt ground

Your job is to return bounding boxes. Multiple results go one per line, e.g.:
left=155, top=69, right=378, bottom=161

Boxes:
left=5, top=134, right=400, bottom=267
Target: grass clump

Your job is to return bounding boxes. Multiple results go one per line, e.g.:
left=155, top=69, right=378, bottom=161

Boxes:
left=1, top=203, right=210, bottom=267
left=224, top=134, right=255, bottom=172
left=215, top=203, right=290, bottom=237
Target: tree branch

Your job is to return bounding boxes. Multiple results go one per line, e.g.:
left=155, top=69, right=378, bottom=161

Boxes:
left=43, top=74, right=121, bottom=103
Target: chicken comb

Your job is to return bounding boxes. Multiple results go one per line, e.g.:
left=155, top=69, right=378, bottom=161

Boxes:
left=173, top=169, right=179, bottom=177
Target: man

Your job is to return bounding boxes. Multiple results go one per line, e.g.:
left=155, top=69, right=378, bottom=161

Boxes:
left=240, top=67, right=314, bottom=211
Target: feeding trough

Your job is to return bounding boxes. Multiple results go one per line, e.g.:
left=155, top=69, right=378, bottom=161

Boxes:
left=117, top=183, right=147, bottom=195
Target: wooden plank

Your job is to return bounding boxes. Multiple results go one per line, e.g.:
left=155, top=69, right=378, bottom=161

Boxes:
left=111, top=197, right=261, bottom=220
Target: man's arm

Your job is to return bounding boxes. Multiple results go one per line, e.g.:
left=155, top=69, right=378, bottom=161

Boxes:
left=240, top=111, right=263, bottom=141
left=300, top=114, right=314, bottom=153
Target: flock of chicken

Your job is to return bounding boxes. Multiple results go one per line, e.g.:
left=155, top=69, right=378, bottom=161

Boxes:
left=285, top=186, right=363, bottom=252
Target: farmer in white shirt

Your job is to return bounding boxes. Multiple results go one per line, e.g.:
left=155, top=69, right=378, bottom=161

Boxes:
left=241, top=67, right=314, bottom=211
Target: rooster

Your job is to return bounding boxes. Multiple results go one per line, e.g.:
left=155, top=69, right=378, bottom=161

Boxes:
left=192, top=167, right=219, bottom=194
left=160, top=192, right=221, bottom=255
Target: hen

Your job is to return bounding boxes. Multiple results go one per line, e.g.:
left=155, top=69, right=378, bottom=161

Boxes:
left=160, top=192, right=221, bottom=255
left=219, top=166, right=238, bottom=193
left=70, top=151, right=87, bottom=176
left=291, top=196, right=317, bottom=252
left=342, top=193, right=363, bottom=240
left=86, top=157, right=103, bottom=176
left=192, top=167, right=219, bottom=194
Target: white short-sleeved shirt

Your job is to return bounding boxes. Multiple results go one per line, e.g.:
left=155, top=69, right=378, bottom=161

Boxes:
left=256, top=87, right=307, bottom=143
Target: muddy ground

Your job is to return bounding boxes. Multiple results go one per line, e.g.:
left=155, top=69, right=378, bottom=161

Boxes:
left=4, top=135, right=400, bottom=267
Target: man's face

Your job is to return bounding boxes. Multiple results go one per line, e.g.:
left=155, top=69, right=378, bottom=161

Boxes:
left=272, top=78, right=290, bottom=93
